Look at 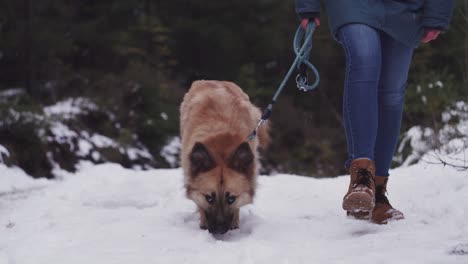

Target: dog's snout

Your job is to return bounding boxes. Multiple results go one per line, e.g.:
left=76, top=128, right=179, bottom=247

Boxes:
left=208, top=224, right=229, bottom=234
left=216, top=213, right=225, bottom=224
left=206, top=213, right=232, bottom=234
left=204, top=206, right=234, bottom=234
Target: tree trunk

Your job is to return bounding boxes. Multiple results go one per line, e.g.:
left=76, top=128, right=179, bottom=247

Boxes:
left=465, top=0, right=468, bottom=88
left=23, top=0, right=33, bottom=94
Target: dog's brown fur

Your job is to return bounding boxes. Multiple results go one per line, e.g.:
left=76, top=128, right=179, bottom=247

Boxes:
left=180, top=80, right=269, bottom=234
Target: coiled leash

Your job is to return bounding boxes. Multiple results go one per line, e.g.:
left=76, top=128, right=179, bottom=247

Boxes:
left=247, top=22, right=320, bottom=140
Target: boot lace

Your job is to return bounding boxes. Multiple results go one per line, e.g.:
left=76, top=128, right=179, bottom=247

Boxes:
left=352, top=168, right=374, bottom=189
left=375, top=185, right=390, bottom=205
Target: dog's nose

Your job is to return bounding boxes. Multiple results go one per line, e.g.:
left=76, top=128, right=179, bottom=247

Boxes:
left=208, top=225, right=229, bottom=234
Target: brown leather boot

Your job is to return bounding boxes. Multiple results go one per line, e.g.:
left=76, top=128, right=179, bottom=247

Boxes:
left=371, top=176, right=404, bottom=224
left=343, top=158, right=376, bottom=216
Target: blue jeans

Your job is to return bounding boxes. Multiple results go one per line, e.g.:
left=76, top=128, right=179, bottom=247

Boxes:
left=338, top=24, right=414, bottom=177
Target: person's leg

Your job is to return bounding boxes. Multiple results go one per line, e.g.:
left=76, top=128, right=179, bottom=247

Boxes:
left=372, top=32, right=414, bottom=224
left=374, top=33, right=414, bottom=177
left=338, top=24, right=382, bottom=168
left=338, top=24, right=382, bottom=214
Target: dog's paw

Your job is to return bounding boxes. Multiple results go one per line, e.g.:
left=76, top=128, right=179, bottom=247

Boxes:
left=200, top=224, right=208, bottom=230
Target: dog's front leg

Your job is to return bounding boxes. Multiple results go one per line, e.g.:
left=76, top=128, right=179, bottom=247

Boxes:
left=231, top=208, right=240, bottom=230
left=198, top=207, right=208, bottom=230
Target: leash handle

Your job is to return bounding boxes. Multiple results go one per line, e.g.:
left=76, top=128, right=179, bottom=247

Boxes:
left=247, top=22, right=320, bottom=141
left=294, top=23, right=320, bottom=92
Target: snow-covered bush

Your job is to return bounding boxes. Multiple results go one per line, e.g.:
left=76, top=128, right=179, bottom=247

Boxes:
left=396, top=100, right=468, bottom=168
left=0, top=94, right=158, bottom=178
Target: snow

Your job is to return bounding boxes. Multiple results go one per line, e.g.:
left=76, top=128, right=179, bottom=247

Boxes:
left=91, top=151, right=101, bottom=161
left=161, top=112, right=168, bottom=120
left=77, top=139, right=93, bottom=157
left=435, top=80, right=444, bottom=88
left=45, top=118, right=153, bottom=167
left=49, top=122, right=78, bottom=146
left=0, top=145, right=9, bottom=164
left=44, top=97, right=98, bottom=120
left=126, top=147, right=152, bottom=161
left=88, top=134, right=118, bottom=148
left=0, top=109, right=43, bottom=127
left=0, top=164, right=49, bottom=194
left=160, top=136, right=181, bottom=167
left=1, top=155, right=468, bottom=263
left=0, top=88, right=25, bottom=99
left=397, top=126, right=435, bottom=166
left=421, top=95, right=428, bottom=104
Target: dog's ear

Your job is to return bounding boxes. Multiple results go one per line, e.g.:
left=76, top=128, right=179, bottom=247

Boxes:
left=190, top=142, right=215, bottom=177
left=229, top=142, right=254, bottom=175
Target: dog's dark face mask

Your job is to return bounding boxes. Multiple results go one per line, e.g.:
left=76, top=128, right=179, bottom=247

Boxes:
left=188, top=141, right=254, bottom=234
left=203, top=192, right=237, bottom=234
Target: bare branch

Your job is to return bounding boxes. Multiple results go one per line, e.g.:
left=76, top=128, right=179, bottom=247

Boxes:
left=421, top=148, right=468, bottom=172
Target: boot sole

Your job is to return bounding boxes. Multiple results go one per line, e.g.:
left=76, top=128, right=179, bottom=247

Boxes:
left=342, top=191, right=375, bottom=212
left=347, top=210, right=371, bottom=220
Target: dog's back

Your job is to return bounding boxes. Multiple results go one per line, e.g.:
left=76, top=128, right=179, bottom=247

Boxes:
left=180, top=80, right=269, bottom=179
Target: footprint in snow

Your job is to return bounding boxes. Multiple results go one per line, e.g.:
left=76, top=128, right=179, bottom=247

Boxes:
left=449, top=243, right=468, bottom=256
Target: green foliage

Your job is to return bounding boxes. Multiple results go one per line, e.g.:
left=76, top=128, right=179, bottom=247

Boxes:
left=405, top=69, right=464, bottom=130
left=0, top=102, right=52, bottom=178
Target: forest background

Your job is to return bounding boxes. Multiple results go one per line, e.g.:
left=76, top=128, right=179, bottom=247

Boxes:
left=0, top=0, right=466, bottom=178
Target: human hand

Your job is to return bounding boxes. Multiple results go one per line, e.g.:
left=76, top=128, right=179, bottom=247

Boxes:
left=301, top=17, right=321, bottom=30
left=421, top=29, right=441, bottom=43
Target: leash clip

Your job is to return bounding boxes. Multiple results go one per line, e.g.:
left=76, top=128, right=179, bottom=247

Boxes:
left=247, top=119, right=266, bottom=141
left=295, top=74, right=308, bottom=92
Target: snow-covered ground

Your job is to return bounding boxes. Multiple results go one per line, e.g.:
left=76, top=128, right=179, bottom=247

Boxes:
left=1, top=156, right=467, bottom=264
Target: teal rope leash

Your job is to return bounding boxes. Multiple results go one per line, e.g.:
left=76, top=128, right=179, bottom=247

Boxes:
left=247, top=22, right=320, bottom=140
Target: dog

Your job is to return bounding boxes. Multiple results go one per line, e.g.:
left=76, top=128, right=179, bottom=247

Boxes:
left=180, top=80, right=269, bottom=234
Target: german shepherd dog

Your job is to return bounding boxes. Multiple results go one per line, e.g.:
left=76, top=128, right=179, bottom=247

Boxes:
left=180, top=80, right=269, bottom=234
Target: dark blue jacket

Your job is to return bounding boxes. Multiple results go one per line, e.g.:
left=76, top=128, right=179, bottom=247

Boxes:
left=295, top=0, right=455, bottom=47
